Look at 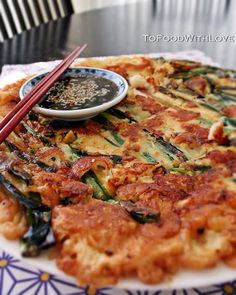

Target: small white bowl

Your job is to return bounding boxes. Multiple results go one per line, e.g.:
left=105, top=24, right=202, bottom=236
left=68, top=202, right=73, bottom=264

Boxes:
left=19, top=67, right=129, bottom=121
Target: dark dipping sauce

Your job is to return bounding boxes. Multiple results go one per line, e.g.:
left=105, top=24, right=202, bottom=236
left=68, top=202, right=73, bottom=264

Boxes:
left=39, top=74, right=119, bottom=110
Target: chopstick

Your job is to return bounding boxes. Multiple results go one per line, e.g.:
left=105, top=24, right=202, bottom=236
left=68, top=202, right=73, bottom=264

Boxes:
left=0, top=44, right=87, bottom=144
left=0, top=45, right=85, bottom=132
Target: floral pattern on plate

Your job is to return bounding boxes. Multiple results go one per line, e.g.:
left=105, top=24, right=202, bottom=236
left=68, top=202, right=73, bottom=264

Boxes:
left=0, top=250, right=235, bottom=295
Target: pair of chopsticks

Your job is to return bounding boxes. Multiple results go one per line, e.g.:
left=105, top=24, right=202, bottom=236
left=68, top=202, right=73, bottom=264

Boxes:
left=0, top=44, right=87, bottom=144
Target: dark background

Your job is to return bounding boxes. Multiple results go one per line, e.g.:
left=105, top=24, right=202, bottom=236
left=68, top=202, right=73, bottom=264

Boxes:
left=1, top=0, right=236, bottom=69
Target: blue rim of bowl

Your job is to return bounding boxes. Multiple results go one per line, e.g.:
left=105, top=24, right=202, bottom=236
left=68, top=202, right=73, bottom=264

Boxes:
left=19, top=67, right=129, bottom=117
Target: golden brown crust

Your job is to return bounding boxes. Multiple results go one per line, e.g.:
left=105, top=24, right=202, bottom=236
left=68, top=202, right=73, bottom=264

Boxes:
left=0, top=188, right=27, bottom=239
left=1, top=56, right=236, bottom=287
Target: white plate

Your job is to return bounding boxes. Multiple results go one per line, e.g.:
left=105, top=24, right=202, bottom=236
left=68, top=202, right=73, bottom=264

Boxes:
left=1, top=235, right=236, bottom=291
left=1, top=52, right=235, bottom=291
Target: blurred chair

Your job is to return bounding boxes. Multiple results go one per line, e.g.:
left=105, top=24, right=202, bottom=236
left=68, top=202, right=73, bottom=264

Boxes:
left=151, top=0, right=231, bottom=18
left=0, top=0, right=74, bottom=42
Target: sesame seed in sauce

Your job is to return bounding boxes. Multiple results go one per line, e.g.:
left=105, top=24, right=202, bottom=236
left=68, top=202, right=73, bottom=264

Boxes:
left=40, top=74, right=119, bottom=110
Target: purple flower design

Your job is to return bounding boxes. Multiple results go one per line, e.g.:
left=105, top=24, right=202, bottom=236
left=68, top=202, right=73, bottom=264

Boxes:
left=1, top=249, right=236, bottom=295
left=0, top=250, right=88, bottom=295
left=193, top=280, right=236, bottom=295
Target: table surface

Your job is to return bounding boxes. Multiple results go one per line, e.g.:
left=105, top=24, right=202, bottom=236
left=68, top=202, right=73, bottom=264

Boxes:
left=0, top=0, right=236, bottom=69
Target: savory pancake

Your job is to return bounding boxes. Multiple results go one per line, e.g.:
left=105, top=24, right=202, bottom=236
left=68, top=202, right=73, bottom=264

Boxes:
left=0, top=55, right=236, bottom=287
